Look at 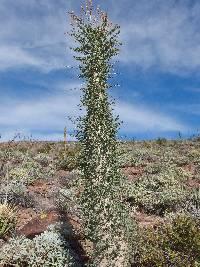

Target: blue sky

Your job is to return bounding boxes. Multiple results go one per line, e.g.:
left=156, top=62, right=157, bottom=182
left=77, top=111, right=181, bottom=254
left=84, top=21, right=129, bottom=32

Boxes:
left=0, top=0, right=200, bottom=141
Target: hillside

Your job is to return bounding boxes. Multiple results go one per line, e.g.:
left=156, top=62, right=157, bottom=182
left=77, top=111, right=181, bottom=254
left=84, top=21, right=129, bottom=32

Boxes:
left=0, top=139, right=200, bottom=266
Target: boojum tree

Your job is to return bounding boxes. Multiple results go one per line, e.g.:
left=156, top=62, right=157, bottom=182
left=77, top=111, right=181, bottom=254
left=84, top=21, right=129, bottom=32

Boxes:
left=68, top=1, right=133, bottom=266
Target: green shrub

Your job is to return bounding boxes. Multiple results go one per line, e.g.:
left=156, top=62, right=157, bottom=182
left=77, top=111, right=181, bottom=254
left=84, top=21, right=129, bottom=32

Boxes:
left=195, top=135, right=200, bottom=142
left=155, top=137, right=167, bottom=146
left=189, top=149, right=200, bottom=164
left=34, top=152, right=51, bottom=167
left=132, top=215, right=200, bottom=266
left=0, top=202, right=18, bottom=239
left=127, top=167, right=190, bottom=215
left=9, top=167, right=31, bottom=183
left=8, top=154, right=43, bottom=179
left=144, top=162, right=162, bottom=174
left=56, top=146, right=80, bottom=171
left=0, top=180, right=34, bottom=207
left=56, top=187, right=78, bottom=214
left=183, top=188, right=200, bottom=220
left=143, top=141, right=152, bottom=148
left=36, top=142, right=53, bottom=154
left=8, top=156, right=55, bottom=185
left=17, top=146, right=29, bottom=153
left=174, top=155, right=190, bottom=166
left=118, top=149, right=136, bottom=167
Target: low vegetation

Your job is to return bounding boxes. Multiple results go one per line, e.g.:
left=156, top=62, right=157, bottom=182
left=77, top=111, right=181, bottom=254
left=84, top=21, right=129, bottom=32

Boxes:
left=0, top=138, right=199, bottom=266
left=0, top=202, right=18, bottom=239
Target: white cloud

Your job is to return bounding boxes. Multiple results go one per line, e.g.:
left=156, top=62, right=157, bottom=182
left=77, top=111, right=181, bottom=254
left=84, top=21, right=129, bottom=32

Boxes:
left=1, top=0, right=200, bottom=74
left=0, top=85, right=81, bottom=132
left=113, top=0, right=200, bottom=74
left=0, top=81, right=187, bottom=141
left=0, top=45, right=42, bottom=71
left=0, top=0, right=75, bottom=72
left=114, top=101, right=187, bottom=133
left=174, top=104, right=200, bottom=116
left=0, top=44, right=72, bottom=72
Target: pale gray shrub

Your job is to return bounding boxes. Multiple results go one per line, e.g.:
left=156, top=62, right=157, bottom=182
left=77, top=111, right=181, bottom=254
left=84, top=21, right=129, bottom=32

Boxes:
left=0, top=224, right=80, bottom=267
left=182, top=188, right=200, bottom=220
left=34, top=152, right=51, bottom=166
left=127, top=168, right=190, bottom=215
left=0, top=180, right=33, bottom=207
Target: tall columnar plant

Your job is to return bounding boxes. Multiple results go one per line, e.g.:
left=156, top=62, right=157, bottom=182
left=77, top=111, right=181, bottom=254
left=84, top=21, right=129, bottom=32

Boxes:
left=68, top=1, right=133, bottom=266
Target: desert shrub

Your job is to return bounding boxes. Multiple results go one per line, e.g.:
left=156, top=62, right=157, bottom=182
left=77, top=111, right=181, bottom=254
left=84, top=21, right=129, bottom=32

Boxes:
left=144, top=162, right=162, bottom=174
left=182, top=188, right=200, bottom=220
left=56, top=187, right=78, bottom=213
left=189, top=149, right=200, bottom=164
left=56, top=170, right=84, bottom=222
left=118, top=149, right=136, bottom=167
left=0, top=180, right=34, bottom=207
left=6, top=153, right=43, bottom=184
left=195, top=135, right=200, bottom=142
left=34, top=152, right=52, bottom=167
left=174, top=155, right=190, bottom=166
left=196, top=165, right=200, bottom=177
left=9, top=167, right=32, bottom=184
left=56, top=146, right=80, bottom=171
left=0, top=150, right=5, bottom=159
left=0, top=149, right=54, bottom=208
left=7, top=150, right=26, bottom=163
left=0, top=224, right=80, bottom=267
left=143, top=141, right=151, bottom=148
left=21, top=160, right=43, bottom=182
left=132, top=215, right=200, bottom=266
left=155, top=137, right=167, bottom=146
left=8, top=156, right=55, bottom=185
left=0, top=202, right=18, bottom=239
left=36, top=142, right=53, bottom=154
left=120, top=148, right=150, bottom=167
left=127, top=167, right=190, bottom=215
left=17, top=146, right=29, bottom=153
left=33, top=153, right=55, bottom=178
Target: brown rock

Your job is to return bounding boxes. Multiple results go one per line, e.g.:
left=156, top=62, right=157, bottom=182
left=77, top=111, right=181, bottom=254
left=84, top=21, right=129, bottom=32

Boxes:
left=17, top=210, right=61, bottom=238
left=57, top=170, right=70, bottom=178
left=186, top=178, right=200, bottom=188
left=17, top=208, right=37, bottom=230
left=182, top=163, right=196, bottom=174
left=132, top=211, right=165, bottom=228
left=122, top=166, right=143, bottom=175
left=28, top=179, right=52, bottom=196
left=122, top=166, right=143, bottom=181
